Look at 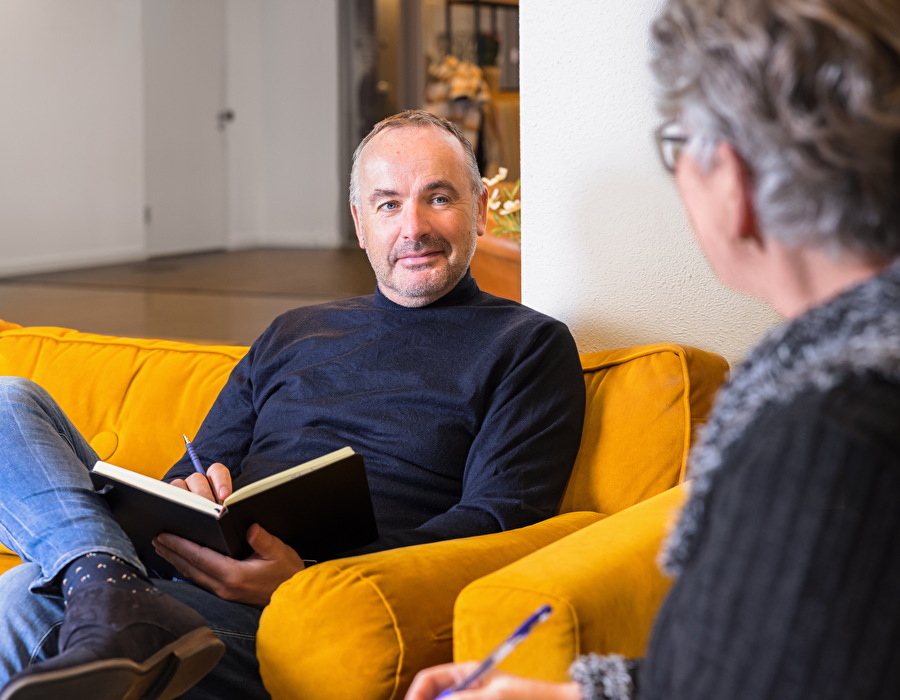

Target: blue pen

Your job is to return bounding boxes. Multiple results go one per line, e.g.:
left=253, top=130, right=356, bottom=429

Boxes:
left=182, top=434, right=206, bottom=474
left=436, top=604, right=553, bottom=698
left=183, top=434, right=219, bottom=504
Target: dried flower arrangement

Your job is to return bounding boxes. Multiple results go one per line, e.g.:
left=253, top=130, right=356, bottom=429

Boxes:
left=482, top=167, right=521, bottom=244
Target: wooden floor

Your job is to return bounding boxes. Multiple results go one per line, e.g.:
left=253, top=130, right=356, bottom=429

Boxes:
left=0, top=248, right=376, bottom=346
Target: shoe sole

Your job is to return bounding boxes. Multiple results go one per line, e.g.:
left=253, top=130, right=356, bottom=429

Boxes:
left=0, top=627, right=226, bottom=700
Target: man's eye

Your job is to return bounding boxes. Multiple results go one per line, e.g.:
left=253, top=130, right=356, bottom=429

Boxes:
left=380, top=202, right=398, bottom=211
left=432, top=195, right=450, bottom=204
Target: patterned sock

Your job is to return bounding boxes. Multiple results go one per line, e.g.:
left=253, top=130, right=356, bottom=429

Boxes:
left=60, top=552, right=156, bottom=602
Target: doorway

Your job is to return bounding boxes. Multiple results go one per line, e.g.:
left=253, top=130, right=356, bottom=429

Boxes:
left=143, top=0, right=229, bottom=257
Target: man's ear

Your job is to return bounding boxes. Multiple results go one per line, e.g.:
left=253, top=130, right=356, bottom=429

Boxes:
left=476, top=187, right=488, bottom=237
left=350, top=205, right=366, bottom=249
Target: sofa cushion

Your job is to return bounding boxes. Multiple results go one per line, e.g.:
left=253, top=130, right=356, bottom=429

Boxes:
left=0, top=322, right=247, bottom=569
left=561, top=344, right=727, bottom=516
left=0, top=322, right=246, bottom=476
left=454, top=485, right=689, bottom=679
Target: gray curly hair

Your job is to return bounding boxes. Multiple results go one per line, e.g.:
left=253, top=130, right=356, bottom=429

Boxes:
left=348, top=110, right=484, bottom=209
left=650, top=0, right=900, bottom=259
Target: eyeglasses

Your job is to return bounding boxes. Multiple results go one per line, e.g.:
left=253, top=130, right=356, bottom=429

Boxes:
left=654, top=121, right=689, bottom=174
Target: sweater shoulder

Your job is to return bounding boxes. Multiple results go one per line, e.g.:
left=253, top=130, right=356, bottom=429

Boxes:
left=752, top=375, right=900, bottom=453
left=467, top=291, right=575, bottom=335
left=720, top=375, right=900, bottom=516
left=268, top=296, right=375, bottom=326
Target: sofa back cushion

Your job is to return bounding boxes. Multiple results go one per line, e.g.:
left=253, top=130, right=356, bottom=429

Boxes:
left=560, top=343, right=728, bottom=517
left=0, top=323, right=727, bottom=517
left=0, top=323, right=246, bottom=478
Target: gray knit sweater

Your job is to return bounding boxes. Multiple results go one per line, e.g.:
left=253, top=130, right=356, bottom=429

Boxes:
left=571, top=260, right=900, bottom=699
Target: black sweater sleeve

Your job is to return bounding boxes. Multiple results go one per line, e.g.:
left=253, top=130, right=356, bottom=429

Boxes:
left=637, top=379, right=900, bottom=700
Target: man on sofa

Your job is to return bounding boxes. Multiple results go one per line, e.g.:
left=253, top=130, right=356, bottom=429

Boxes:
left=0, top=110, right=585, bottom=699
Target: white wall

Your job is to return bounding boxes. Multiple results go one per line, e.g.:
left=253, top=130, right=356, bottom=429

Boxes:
left=0, top=0, right=342, bottom=277
left=519, top=0, right=780, bottom=364
left=0, top=0, right=144, bottom=276
left=1, top=0, right=775, bottom=362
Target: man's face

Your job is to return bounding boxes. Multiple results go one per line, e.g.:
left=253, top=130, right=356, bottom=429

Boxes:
left=351, top=125, right=487, bottom=307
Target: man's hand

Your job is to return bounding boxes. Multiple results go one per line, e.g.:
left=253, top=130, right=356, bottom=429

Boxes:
left=169, top=462, right=233, bottom=503
left=152, top=524, right=306, bottom=608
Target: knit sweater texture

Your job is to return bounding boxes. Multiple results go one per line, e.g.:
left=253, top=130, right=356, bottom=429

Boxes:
left=164, top=273, right=585, bottom=556
left=572, top=260, right=900, bottom=699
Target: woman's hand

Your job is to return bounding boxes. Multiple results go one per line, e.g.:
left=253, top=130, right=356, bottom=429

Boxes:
left=404, top=662, right=582, bottom=700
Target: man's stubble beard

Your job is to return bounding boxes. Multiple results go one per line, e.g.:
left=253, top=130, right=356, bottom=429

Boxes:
left=362, top=222, right=479, bottom=307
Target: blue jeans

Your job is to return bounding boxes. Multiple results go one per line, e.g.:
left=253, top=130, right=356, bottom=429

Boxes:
left=0, top=378, right=269, bottom=699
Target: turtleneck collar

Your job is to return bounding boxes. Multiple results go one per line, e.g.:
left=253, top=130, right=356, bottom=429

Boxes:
left=372, top=270, right=481, bottom=310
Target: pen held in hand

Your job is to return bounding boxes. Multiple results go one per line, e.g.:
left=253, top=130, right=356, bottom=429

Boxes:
left=183, top=434, right=206, bottom=474
left=182, top=434, right=219, bottom=504
left=436, top=604, right=553, bottom=698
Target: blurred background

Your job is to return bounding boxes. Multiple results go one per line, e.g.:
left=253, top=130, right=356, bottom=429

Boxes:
left=0, top=0, right=778, bottom=363
left=0, top=1, right=523, bottom=344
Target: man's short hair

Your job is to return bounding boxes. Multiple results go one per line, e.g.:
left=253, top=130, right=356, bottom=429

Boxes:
left=651, top=0, right=900, bottom=259
left=349, top=110, right=485, bottom=209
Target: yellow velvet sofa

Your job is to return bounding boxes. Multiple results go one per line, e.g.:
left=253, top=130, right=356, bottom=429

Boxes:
left=0, top=318, right=727, bottom=699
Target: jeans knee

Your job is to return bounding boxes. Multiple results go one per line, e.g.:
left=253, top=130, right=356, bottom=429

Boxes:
left=0, top=377, right=49, bottom=408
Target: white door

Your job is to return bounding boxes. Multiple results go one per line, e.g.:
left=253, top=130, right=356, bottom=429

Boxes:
left=143, top=0, right=228, bottom=256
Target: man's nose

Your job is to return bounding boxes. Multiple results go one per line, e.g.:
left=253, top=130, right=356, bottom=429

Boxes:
left=401, top=203, right=431, bottom=240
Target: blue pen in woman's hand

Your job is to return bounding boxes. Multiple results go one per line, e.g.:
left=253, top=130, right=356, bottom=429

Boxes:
left=436, top=604, right=553, bottom=698
left=182, top=434, right=219, bottom=504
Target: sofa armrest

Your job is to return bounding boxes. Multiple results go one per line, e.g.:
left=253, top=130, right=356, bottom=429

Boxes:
left=452, top=484, right=688, bottom=682
left=257, top=511, right=603, bottom=700
left=0, top=552, right=20, bottom=577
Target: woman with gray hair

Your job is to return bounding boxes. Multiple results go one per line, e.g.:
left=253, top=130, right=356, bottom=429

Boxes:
left=406, top=0, right=900, bottom=698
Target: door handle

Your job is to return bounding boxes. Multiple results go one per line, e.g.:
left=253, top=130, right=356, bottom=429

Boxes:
left=217, top=109, right=235, bottom=131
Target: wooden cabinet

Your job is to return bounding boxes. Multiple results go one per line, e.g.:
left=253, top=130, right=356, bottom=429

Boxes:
left=470, top=230, right=521, bottom=302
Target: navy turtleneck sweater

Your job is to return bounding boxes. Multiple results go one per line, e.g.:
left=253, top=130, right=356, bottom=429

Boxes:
left=164, top=273, right=585, bottom=556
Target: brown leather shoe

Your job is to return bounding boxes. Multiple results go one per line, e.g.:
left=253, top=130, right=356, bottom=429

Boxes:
left=0, top=585, right=225, bottom=700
